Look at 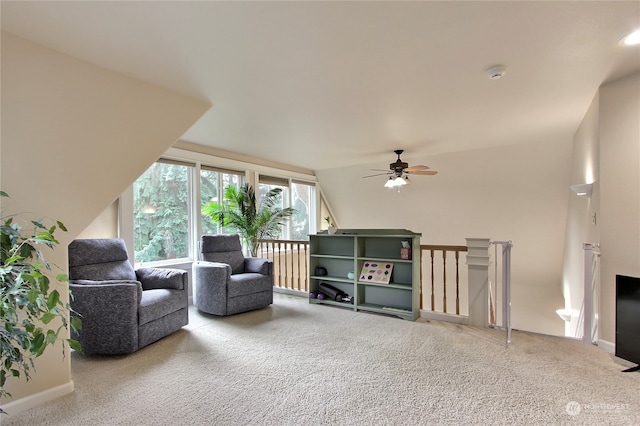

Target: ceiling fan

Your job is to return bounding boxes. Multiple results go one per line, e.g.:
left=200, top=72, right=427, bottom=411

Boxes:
left=363, top=149, right=437, bottom=187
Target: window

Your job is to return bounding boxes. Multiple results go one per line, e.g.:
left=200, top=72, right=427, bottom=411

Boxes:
left=258, top=175, right=315, bottom=241
left=127, top=152, right=319, bottom=266
left=133, top=160, right=192, bottom=263
left=200, top=166, right=244, bottom=235
left=259, top=175, right=291, bottom=240
left=291, top=181, right=315, bottom=240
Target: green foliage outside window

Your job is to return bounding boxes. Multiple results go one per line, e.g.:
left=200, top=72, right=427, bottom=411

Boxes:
left=133, top=163, right=190, bottom=263
left=133, top=161, right=314, bottom=264
left=291, top=183, right=311, bottom=240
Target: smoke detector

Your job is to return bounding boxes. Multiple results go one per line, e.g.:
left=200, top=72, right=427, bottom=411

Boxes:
left=485, top=65, right=507, bottom=80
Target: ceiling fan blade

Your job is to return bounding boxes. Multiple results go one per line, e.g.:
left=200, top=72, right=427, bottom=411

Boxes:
left=362, top=172, right=392, bottom=179
left=407, top=170, right=438, bottom=176
left=370, top=168, right=391, bottom=172
left=405, top=165, right=430, bottom=172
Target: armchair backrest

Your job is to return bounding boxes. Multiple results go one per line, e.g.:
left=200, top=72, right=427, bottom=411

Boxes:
left=199, top=234, right=245, bottom=274
left=68, top=238, right=137, bottom=281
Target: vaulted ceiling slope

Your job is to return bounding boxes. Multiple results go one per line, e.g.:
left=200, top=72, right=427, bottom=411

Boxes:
left=2, top=1, right=639, bottom=171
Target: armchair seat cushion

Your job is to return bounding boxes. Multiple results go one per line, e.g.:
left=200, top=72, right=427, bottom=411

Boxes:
left=228, top=273, right=273, bottom=298
left=139, top=289, right=188, bottom=326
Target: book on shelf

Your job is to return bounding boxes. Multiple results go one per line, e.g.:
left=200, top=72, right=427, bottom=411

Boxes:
left=359, top=262, right=393, bottom=284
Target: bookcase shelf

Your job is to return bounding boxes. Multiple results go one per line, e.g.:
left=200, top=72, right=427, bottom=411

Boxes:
left=308, top=229, right=421, bottom=321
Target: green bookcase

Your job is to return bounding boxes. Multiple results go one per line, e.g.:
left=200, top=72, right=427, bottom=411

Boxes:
left=309, top=229, right=421, bottom=321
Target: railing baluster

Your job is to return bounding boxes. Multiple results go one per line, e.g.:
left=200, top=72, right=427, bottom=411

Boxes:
left=288, top=242, right=292, bottom=289
left=419, top=256, right=424, bottom=310
left=256, top=239, right=310, bottom=291
left=442, top=250, right=447, bottom=313
left=430, top=249, right=435, bottom=311
left=455, top=251, right=460, bottom=315
left=420, top=245, right=468, bottom=316
left=296, top=243, right=301, bottom=291
left=304, top=243, right=308, bottom=292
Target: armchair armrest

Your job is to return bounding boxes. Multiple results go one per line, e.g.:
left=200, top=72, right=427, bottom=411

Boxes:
left=69, top=280, right=142, bottom=354
left=136, top=267, right=188, bottom=291
left=244, top=257, right=272, bottom=276
left=193, top=261, right=231, bottom=314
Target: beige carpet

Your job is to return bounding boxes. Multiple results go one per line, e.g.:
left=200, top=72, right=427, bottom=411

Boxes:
left=3, top=293, right=639, bottom=425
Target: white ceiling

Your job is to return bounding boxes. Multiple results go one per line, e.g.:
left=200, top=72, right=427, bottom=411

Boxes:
left=2, top=1, right=639, bottom=171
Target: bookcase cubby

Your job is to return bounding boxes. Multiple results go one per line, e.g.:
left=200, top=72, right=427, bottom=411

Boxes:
left=309, top=229, right=421, bottom=321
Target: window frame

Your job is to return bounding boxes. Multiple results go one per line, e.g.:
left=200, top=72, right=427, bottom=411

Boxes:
left=120, top=148, right=320, bottom=269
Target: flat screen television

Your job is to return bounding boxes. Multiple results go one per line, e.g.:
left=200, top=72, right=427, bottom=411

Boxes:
left=615, top=274, right=640, bottom=372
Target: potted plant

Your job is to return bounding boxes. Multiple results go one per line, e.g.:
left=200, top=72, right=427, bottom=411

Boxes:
left=0, top=191, right=81, bottom=414
left=324, top=216, right=336, bottom=234
left=202, top=183, right=296, bottom=257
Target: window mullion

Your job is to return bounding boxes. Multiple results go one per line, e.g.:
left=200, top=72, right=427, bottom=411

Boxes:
left=190, top=164, right=200, bottom=260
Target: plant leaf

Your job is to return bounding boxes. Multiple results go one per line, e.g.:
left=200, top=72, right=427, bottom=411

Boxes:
left=47, top=290, right=60, bottom=310
left=68, top=339, right=83, bottom=353
left=41, top=313, right=57, bottom=325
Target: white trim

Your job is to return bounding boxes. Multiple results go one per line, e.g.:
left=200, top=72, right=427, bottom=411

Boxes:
left=273, top=287, right=308, bottom=298
left=118, top=184, right=135, bottom=264
left=165, top=146, right=317, bottom=182
left=597, top=338, right=615, bottom=354
left=420, top=310, right=469, bottom=325
left=2, top=381, right=74, bottom=416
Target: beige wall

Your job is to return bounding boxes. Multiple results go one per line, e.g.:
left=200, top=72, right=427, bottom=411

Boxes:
left=77, top=200, right=120, bottom=239
left=562, top=93, right=600, bottom=337
left=599, top=72, right=640, bottom=344
left=317, top=138, right=572, bottom=336
left=1, top=32, right=210, bottom=407
left=562, top=72, right=640, bottom=346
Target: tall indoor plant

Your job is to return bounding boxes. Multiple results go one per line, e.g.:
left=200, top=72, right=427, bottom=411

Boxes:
left=202, top=183, right=296, bottom=256
left=0, top=191, right=81, bottom=413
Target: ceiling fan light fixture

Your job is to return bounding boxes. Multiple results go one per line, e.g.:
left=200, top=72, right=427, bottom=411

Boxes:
left=371, top=149, right=438, bottom=187
left=384, top=176, right=407, bottom=188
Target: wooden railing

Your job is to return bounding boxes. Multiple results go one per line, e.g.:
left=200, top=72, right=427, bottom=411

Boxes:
left=419, top=245, right=468, bottom=315
left=256, top=239, right=469, bottom=319
left=257, top=239, right=310, bottom=292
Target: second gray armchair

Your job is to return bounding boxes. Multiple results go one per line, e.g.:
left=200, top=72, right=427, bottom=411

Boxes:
left=193, top=234, right=273, bottom=316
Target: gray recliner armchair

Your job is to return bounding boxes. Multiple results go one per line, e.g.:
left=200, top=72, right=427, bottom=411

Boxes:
left=68, top=238, right=188, bottom=355
left=193, top=234, right=273, bottom=316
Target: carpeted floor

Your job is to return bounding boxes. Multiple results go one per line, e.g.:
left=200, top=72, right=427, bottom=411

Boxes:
left=3, top=293, right=639, bottom=425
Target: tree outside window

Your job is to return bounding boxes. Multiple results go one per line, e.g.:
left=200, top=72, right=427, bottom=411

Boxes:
left=291, top=182, right=313, bottom=240
left=133, top=162, right=190, bottom=263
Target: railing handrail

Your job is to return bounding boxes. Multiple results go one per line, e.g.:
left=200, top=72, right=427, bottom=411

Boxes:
left=420, top=244, right=468, bottom=252
left=258, top=238, right=309, bottom=245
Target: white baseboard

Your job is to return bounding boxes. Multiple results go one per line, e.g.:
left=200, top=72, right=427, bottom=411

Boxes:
left=420, top=310, right=469, bottom=325
left=273, top=287, right=307, bottom=297
left=2, top=380, right=74, bottom=416
left=597, top=338, right=615, bottom=354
